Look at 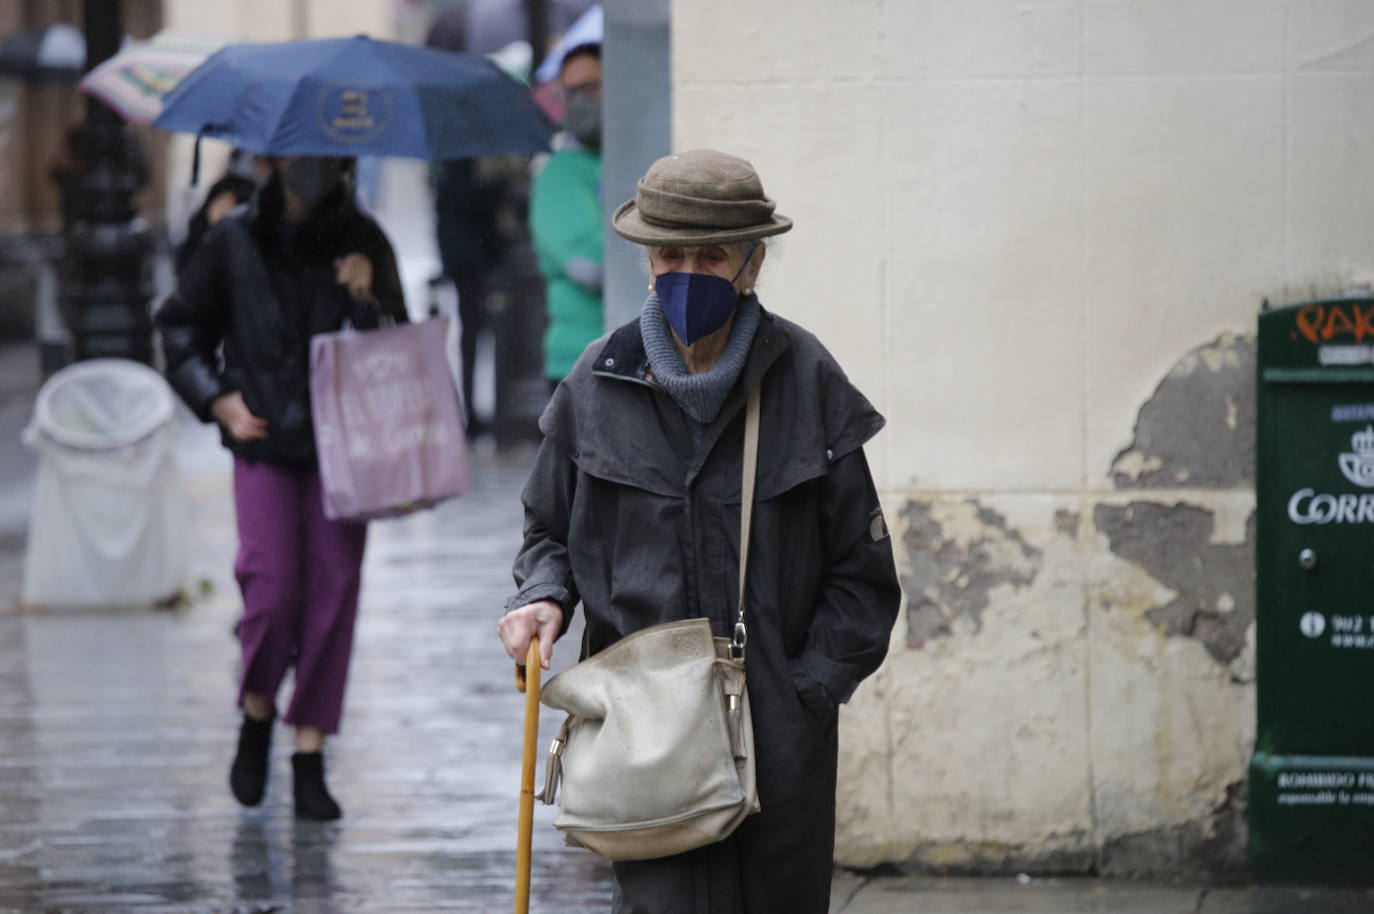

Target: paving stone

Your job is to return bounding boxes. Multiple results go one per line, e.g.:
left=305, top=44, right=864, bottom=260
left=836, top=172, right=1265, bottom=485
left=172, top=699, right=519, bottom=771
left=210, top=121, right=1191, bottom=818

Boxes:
left=0, top=403, right=614, bottom=911
left=837, top=876, right=1202, bottom=914
left=1199, top=885, right=1374, bottom=914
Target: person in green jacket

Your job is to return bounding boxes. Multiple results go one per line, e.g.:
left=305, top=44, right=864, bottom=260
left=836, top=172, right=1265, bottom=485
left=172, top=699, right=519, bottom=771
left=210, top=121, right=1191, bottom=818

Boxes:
left=531, top=42, right=604, bottom=388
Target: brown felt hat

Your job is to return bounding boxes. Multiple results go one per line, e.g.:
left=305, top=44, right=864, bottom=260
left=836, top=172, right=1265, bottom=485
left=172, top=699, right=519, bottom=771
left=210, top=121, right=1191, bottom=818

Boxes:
left=612, top=149, right=793, bottom=246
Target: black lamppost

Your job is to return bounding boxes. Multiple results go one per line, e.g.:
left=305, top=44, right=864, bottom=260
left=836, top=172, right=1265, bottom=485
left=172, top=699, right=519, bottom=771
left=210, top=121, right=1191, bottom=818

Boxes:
left=59, top=0, right=155, bottom=364
left=486, top=0, right=551, bottom=447
left=524, top=0, right=549, bottom=68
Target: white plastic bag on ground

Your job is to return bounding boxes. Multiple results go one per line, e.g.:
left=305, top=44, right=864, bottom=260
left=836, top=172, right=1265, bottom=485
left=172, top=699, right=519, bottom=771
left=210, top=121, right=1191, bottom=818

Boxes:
left=20, top=359, right=186, bottom=610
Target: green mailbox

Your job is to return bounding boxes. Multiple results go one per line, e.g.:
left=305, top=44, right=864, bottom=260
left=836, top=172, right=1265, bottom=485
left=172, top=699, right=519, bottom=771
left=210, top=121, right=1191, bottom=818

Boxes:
left=1252, top=298, right=1374, bottom=881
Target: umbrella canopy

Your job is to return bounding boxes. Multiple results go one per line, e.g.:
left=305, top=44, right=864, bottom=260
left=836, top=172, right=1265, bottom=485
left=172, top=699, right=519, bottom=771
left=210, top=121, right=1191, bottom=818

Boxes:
left=153, top=35, right=552, bottom=160
left=79, top=33, right=221, bottom=124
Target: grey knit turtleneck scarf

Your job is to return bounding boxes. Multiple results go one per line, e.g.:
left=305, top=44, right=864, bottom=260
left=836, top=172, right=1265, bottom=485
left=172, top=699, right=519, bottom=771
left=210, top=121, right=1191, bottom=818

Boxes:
left=640, top=291, right=761, bottom=425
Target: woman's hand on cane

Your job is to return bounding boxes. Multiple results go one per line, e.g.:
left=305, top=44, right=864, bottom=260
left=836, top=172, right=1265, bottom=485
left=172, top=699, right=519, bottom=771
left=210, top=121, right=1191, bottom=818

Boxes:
left=498, top=600, right=563, bottom=671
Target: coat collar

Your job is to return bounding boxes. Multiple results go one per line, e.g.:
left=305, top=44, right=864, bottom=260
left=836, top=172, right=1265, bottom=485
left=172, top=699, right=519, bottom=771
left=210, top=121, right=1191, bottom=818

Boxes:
left=548, top=305, right=883, bottom=502
left=592, top=306, right=792, bottom=487
left=592, top=305, right=790, bottom=391
left=590, top=317, right=654, bottom=386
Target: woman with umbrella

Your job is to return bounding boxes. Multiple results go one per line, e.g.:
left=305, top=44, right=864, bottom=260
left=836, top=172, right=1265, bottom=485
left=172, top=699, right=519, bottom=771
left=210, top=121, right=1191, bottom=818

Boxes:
left=156, top=156, right=406, bottom=820
left=498, top=149, right=902, bottom=911
left=147, top=35, right=552, bottom=820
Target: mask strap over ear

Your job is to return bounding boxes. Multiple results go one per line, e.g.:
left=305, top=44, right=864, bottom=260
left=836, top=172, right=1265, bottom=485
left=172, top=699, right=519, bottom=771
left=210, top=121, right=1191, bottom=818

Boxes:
left=650, top=241, right=761, bottom=293
left=731, top=241, right=760, bottom=285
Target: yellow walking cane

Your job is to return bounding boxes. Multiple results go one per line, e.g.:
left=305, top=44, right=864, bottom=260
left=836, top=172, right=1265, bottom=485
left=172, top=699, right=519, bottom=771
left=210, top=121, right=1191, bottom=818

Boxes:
left=514, top=637, right=541, bottom=914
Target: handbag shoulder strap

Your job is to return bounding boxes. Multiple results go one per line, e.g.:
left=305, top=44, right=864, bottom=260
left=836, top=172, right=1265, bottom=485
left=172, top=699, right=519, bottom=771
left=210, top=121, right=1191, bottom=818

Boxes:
left=731, top=387, right=761, bottom=662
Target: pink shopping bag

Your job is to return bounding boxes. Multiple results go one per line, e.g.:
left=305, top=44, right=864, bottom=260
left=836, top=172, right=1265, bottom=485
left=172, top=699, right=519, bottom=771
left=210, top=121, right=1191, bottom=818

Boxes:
left=310, top=318, right=468, bottom=521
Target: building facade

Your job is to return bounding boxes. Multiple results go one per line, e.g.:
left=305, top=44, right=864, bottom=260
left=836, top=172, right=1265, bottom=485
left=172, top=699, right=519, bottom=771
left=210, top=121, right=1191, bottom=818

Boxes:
left=666, top=0, right=1374, bottom=877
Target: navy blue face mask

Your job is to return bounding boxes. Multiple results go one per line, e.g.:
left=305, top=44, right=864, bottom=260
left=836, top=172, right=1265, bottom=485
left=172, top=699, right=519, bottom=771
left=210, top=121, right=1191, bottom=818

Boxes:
left=654, top=248, right=756, bottom=346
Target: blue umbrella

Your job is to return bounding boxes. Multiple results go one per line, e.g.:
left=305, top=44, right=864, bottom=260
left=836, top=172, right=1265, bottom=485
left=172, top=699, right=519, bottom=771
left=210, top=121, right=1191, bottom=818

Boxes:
left=152, top=35, right=552, bottom=160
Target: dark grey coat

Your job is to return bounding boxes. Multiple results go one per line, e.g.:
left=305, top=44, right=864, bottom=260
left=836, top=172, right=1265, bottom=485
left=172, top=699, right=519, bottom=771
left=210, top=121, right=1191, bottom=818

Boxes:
left=510, top=307, right=901, bottom=914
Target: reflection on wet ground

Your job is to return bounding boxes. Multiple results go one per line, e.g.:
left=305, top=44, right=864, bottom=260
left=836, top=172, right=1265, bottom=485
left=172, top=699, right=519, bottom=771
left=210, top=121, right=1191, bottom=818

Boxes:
left=0, top=437, right=613, bottom=912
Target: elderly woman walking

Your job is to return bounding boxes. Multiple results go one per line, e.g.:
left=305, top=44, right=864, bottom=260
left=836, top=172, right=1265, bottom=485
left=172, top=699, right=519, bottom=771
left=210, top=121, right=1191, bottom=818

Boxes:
left=498, top=149, right=900, bottom=913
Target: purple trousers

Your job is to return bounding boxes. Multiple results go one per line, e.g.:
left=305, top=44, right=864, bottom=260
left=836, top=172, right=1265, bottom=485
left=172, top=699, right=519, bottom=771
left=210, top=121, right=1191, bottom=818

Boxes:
left=233, top=458, right=367, bottom=734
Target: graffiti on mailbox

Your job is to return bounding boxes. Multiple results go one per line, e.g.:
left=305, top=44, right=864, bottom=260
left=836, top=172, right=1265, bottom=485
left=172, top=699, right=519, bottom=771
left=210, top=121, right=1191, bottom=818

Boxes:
left=1291, top=302, right=1374, bottom=365
left=1294, top=302, right=1374, bottom=344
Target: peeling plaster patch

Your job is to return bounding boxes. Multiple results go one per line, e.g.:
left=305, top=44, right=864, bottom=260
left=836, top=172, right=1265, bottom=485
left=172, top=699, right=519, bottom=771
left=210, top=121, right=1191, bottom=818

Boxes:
left=1054, top=509, right=1080, bottom=538
left=1208, top=498, right=1254, bottom=546
left=1100, top=781, right=1247, bottom=881
left=1093, top=502, right=1255, bottom=665
left=1111, top=335, right=1255, bottom=489
left=900, top=500, right=1042, bottom=648
left=1113, top=451, right=1163, bottom=482
left=1229, top=624, right=1257, bottom=684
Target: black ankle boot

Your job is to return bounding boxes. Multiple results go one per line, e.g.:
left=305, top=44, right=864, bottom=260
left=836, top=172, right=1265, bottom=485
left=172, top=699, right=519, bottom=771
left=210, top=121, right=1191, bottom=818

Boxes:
left=292, top=751, right=342, bottom=821
left=229, top=714, right=274, bottom=807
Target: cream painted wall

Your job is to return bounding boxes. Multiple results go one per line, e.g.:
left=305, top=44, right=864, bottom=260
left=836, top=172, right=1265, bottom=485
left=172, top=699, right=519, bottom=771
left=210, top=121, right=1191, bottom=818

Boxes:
left=673, top=0, right=1374, bottom=875
left=159, top=0, right=396, bottom=232
left=162, top=0, right=394, bottom=42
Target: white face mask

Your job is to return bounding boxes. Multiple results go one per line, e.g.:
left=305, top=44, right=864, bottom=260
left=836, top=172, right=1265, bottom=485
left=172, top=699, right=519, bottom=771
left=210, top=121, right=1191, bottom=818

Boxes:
left=282, top=158, right=346, bottom=209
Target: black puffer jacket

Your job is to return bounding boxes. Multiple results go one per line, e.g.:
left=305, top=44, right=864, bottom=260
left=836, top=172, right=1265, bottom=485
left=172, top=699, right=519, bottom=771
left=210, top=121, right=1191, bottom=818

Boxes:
left=156, top=177, right=407, bottom=465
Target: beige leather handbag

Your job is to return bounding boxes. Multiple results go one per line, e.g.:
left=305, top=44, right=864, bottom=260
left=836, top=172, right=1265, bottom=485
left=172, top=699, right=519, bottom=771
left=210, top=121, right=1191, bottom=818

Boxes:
left=535, top=389, right=763, bottom=862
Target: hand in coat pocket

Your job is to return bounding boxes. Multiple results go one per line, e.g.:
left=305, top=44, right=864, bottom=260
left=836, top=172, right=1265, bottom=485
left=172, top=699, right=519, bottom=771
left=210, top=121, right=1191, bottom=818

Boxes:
left=789, top=661, right=838, bottom=729
left=211, top=391, right=268, bottom=442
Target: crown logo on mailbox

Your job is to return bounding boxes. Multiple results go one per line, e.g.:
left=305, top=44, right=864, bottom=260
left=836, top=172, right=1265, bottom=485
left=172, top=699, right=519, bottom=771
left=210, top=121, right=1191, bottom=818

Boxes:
left=1339, top=425, right=1374, bottom=487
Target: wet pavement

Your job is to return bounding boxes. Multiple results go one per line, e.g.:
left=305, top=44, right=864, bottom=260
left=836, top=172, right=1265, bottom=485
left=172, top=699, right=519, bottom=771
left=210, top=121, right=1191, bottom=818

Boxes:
left=4, top=338, right=1374, bottom=912
left=0, top=383, right=614, bottom=912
